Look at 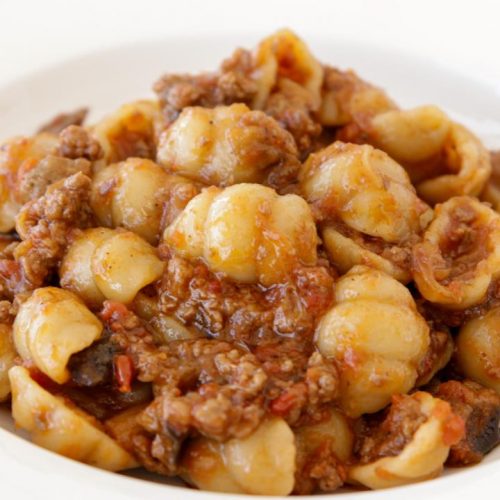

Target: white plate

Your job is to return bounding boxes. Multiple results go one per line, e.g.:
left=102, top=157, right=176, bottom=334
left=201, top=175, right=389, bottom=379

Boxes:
left=0, top=34, right=499, bottom=500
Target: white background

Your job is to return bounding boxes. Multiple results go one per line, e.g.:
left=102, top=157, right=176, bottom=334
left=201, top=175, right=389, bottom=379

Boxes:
left=0, top=0, right=499, bottom=499
left=1, top=0, right=500, bottom=89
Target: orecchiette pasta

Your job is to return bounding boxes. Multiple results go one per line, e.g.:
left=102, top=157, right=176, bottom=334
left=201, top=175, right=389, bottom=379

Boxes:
left=300, top=142, right=432, bottom=282
left=0, top=134, right=58, bottom=231
left=9, top=366, right=137, bottom=471
left=295, top=410, right=353, bottom=464
left=417, top=123, right=491, bottom=204
left=91, top=231, right=165, bottom=303
left=412, top=196, right=500, bottom=309
left=181, top=438, right=245, bottom=494
left=319, top=66, right=396, bottom=127
left=91, top=158, right=196, bottom=243
left=370, top=106, right=451, bottom=165
left=164, top=183, right=318, bottom=285
left=223, top=418, right=296, bottom=495
left=92, top=100, right=164, bottom=163
left=481, top=151, right=500, bottom=211
left=0, top=324, right=16, bottom=401
left=348, top=392, right=464, bottom=489
left=182, top=418, right=296, bottom=496
left=456, top=307, right=500, bottom=393
left=156, top=103, right=299, bottom=189
left=369, top=107, right=491, bottom=204
left=315, top=266, right=429, bottom=417
left=13, top=287, right=103, bottom=384
left=59, top=227, right=116, bottom=307
left=252, top=29, right=323, bottom=111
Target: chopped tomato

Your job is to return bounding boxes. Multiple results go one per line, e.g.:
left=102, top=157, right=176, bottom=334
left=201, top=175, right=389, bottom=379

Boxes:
left=114, top=354, right=135, bottom=393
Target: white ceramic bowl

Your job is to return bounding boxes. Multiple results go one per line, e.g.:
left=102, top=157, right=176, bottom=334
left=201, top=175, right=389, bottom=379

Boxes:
left=0, top=34, right=499, bottom=500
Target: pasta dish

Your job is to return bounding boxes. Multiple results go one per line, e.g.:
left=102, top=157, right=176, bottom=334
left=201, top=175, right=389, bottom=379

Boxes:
left=0, top=30, right=499, bottom=495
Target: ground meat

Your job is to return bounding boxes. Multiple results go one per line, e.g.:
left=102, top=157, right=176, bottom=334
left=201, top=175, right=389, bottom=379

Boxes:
left=440, top=202, right=490, bottom=284
left=433, top=380, right=500, bottom=465
left=265, top=79, right=322, bottom=157
left=137, top=340, right=267, bottom=474
left=260, top=346, right=340, bottom=426
left=0, top=300, right=14, bottom=324
left=16, top=155, right=91, bottom=203
left=294, top=438, right=347, bottom=494
left=231, top=109, right=302, bottom=192
left=111, top=318, right=268, bottom=475
left=59, top=125, right=103, bottom=161
left=94, top=301, right=339, bottom=476
left=321, top=66, right=395, bottom=143
left=157, top=254, right=335, bottom=346
left=13, top=172, right=93, bottom=289
left=154, top=48, right=257, bottom=123
left=107, top=124, right=157, bottom=163
left=37, top=107, right=88, bottom=134
left=354, top=394, right=427, bottom=464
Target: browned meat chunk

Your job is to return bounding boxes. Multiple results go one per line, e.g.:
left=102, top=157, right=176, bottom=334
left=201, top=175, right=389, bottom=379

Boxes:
left=294, top=438, right=347, bottom=494
left=157, top=254, right=334, bottom=346
left=59, top=125, right=103, bottom=161
left=62, top=383, right=152, bottom=421
left=37, top=107, right=88, bottom=135
left=354, top=393, right=428, bottom=464
left=16, top=155, right=91, bottom=203
left=265, top=79, right=321, bottom=157
left=13, top=172, right=93, bottom=288
left=154, top=48, right=257, bottom=122
left=95, top=301, right=339, bottom=476
left=434, top=380, right=500, bottom=465
left=254, top=342, right=339, bottom=426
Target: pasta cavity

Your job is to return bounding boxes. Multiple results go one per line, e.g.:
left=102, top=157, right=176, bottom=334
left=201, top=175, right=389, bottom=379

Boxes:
left=348, top=392, right=464, bottom=489
left=412, top=196, right=500, bottom=309
left=92, top=100, right=164, bottom=163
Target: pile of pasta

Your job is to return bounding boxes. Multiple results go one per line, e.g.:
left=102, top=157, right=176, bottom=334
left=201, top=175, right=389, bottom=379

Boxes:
left=0, top=30, right=499, bottom=496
